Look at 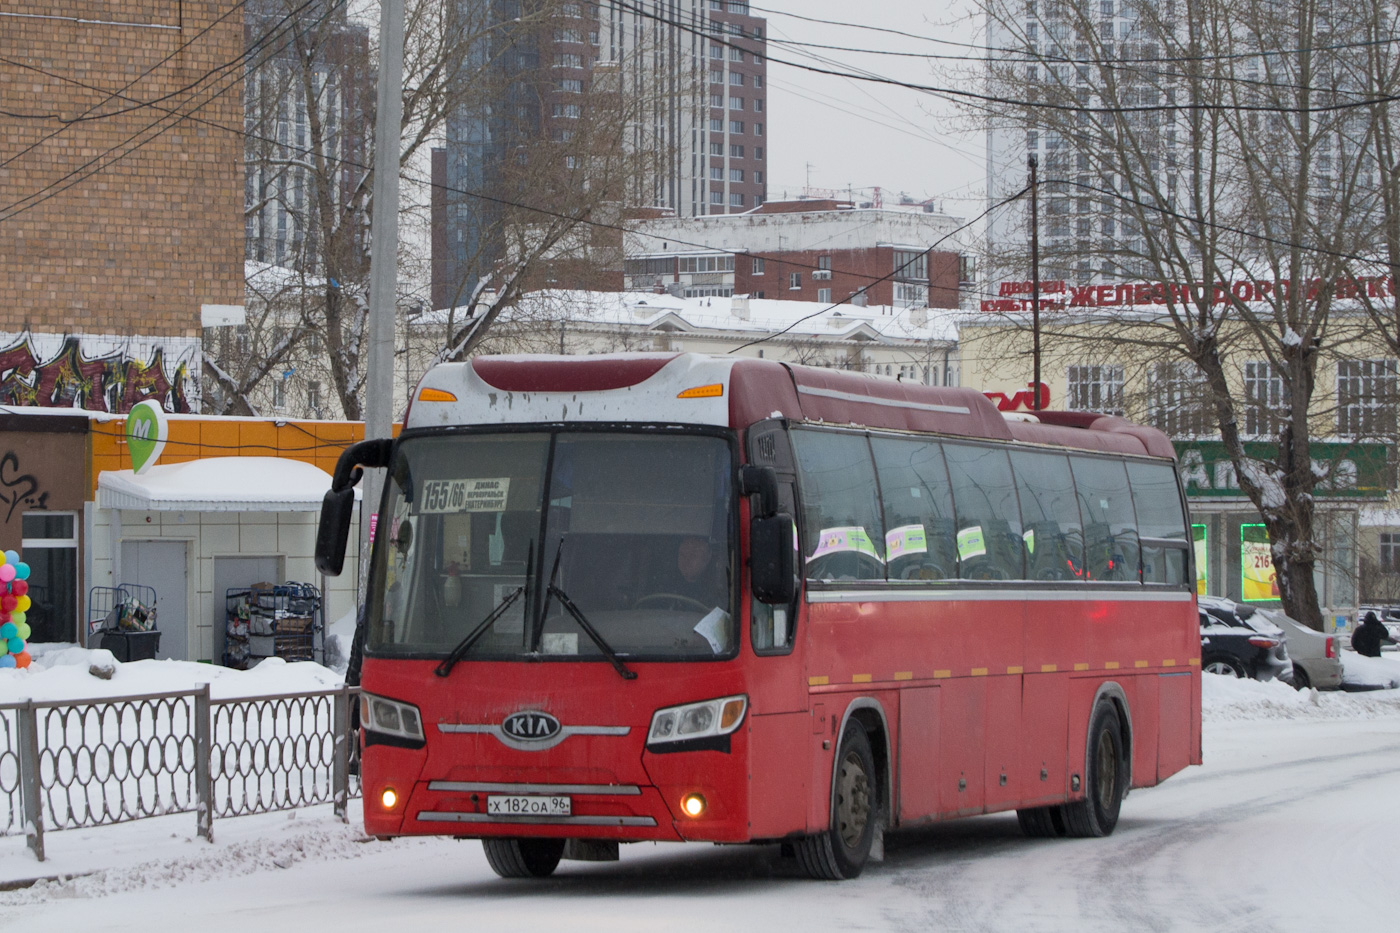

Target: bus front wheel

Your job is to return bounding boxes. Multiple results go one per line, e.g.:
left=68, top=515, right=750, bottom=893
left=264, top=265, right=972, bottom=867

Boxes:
left=795, top=721, right=877, bottom=880
left=482, top=837, right=565, bottom=878
left=1062, top=702, right=1127, bottom=838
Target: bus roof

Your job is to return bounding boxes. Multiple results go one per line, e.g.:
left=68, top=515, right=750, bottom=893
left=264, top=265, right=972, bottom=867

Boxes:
left=407, top=353, right=1173, bottom=460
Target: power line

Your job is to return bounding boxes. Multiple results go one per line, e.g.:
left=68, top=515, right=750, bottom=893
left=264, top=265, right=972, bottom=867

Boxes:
left=0, top=0, right=349, bottom=223
left=0, top=0, right=257, bottom=171
left=613, top=0, right=1400, bottom=115
left=752, top=3, right=1400, bottom=66
left=3, top=0, right=1390, bottom=291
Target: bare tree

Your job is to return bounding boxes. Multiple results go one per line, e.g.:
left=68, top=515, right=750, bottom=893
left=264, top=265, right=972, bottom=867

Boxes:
left=219, top=1, right=638, bottom=417
left=972, top=0, right=1390, bottom=628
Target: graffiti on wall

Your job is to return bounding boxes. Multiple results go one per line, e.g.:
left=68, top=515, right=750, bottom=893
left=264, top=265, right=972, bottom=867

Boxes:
left=0, top=332, right=199, bottom=413
left=0, top=451, right=48, bottom=524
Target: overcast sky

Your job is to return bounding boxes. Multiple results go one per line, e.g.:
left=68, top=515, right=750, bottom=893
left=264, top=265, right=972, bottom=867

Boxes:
left=759, top=2, right=986, bottom=220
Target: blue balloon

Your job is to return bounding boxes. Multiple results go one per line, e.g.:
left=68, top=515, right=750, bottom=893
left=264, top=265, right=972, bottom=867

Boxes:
left=6, top=638, right=21, bottom=655
left=0, top=655, right=14, bottom=669
left=0, top=623, right=14, bottom=639
left=14, top=564, right=28, bottom=582
left=1, top=551, right=15, bottom=566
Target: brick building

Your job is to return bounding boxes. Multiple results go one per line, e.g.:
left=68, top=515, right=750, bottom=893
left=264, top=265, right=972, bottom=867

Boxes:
left=623, top=200, right=973, bottom=308
left=0, top=2, right=244, bottom=412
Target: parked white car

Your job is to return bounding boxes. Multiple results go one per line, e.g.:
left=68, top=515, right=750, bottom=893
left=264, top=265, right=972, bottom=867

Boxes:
left=1255, top=607, right=1345, bottom=690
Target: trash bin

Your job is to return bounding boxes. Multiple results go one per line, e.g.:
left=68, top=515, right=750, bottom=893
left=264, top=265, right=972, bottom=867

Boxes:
left=99, top=630, right=162, bottom=662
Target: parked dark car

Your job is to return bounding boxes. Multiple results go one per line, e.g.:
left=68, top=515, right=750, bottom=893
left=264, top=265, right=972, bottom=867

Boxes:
left=1198, top=595, right=1291, bottom=681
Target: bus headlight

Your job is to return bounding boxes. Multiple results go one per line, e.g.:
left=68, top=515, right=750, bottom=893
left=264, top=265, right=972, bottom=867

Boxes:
left=361, top=692, right=426, bottom=745
left=647, top=695, right=747, bottom=750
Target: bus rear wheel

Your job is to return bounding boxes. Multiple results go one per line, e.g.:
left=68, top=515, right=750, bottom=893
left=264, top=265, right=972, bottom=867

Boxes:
left=1062, top=703, right=1127, bottom=838
left=795, top=721, right=877, bottom=880
left=482, top=837, right=566, bottom=878
left=1016, top=805, right=1066, bottom=838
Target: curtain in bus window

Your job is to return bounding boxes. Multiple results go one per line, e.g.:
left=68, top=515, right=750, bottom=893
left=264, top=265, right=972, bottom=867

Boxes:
left=870, top=436, right=957, bottom=581
left=1009, top=450, right=1086, bottom=582
left=791, top=430, right=886, bottom=582
left=1070, top=456, right=1141, bottom=582
left=943, top=443, right=1025, bottom=581
left=1128, top=461, right=1190, bottom=585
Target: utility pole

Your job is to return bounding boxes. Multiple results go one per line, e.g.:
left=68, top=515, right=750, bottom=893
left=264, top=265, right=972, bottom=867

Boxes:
left=360, top=0, right=405, bottom=590
left=1028, top=154, right=1042, bottom=410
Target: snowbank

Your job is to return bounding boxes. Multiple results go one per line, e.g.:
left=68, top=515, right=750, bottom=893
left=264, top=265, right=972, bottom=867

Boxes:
left=1203, top=668, right=1400, bottom=722
left=1, top=643, right=344, bottom=705
left=1339, top=649, right=1400, bottom=690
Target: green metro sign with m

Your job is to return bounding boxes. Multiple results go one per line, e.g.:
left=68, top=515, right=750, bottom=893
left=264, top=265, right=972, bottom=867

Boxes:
left=1174, top=440, right=1391, bottom=500
left=125, top=400, right=169, bottom=474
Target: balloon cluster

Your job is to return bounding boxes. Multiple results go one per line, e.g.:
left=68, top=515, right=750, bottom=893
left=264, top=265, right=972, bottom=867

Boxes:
left=0, top=549, right=32, bottom=670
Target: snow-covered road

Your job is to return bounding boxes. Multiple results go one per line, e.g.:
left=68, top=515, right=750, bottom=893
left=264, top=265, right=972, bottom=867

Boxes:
left=3, top=675, right=1399, bottom=933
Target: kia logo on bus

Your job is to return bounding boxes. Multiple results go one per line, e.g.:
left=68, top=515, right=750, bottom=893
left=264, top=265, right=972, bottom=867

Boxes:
left=502, top=711, right=561, bottom=742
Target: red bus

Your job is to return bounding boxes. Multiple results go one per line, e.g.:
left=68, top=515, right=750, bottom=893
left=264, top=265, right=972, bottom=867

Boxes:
left=316, top=352, right=1200, bottom=880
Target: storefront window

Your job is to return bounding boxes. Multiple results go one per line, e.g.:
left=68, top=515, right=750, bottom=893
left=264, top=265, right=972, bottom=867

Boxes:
left=22, top=512, right=80, bottom=643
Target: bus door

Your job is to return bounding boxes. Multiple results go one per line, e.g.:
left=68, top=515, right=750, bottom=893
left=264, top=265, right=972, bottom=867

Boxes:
left=744, top=423, right=809, bottom=837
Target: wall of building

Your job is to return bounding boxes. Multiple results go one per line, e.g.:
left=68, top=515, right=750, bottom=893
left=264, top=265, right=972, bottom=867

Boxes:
left=0, top=2, right=243, bottom=346
left=90, top=506, right=358, bottom=663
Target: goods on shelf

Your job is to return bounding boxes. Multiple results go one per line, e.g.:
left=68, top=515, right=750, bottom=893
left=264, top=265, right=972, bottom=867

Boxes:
left=224, top=582, right=322, bottom=669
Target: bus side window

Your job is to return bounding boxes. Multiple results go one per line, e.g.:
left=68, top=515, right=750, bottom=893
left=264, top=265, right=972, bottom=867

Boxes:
left=1070, top=456, right=1141, bottom=582
left=1128, top=461, right=1190, bottom=585
left=870, top=436, right=957, bottom=581
left=791, top=430, right=886, bottom=582
left=944, top=443, right=1025, bottom=581
left=1010, top=450, right=1085, bottom=582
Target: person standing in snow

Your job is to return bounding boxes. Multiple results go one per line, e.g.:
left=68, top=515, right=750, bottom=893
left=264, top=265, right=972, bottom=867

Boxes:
left=1351, top=611, right=1393, bottom=658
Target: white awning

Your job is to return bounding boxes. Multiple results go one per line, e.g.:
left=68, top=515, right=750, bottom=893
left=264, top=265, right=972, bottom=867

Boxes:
left=98, top=457, right=356, bottom=512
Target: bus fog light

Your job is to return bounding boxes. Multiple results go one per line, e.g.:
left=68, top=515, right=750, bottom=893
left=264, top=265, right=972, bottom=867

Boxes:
left=381, top=787, right=399, bottom=809
left=681, top=793, right=707, bottom=817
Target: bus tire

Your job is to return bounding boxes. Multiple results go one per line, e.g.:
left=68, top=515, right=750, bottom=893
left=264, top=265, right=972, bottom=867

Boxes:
left=1016, top=805, right=1066, bottom=838
left=482, top=837, right=566, bottom=878
left=795, top=721, right=877, bottom=880
left=1063, top=702, right=1127, bottom=838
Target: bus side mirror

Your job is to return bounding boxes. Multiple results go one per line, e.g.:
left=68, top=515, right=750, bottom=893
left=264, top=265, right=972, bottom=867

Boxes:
left=315, top=488, right=356, bottom=576
left=738, top=465, right=779, bottom=518
left=751, top=513, right=796, bottom=605
left=315, top=438, right=394, bottom=577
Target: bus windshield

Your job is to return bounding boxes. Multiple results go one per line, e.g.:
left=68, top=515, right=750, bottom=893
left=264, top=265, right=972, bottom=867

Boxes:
left=367, top=430, right=736, bottom=662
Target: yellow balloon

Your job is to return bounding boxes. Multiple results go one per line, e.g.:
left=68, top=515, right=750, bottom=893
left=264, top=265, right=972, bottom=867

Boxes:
left=16, top=595, right=29, bottom=612
left=0, top=552, right=6, bottom=566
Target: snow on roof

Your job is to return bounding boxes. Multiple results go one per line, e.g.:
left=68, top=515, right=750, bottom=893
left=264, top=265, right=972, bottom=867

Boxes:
left=97, top=457, right=353, bottom=512
left=422, top=289, right=964, bottom=344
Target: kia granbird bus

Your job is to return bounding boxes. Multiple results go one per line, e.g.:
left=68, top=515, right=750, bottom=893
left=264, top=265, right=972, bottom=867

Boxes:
left=315, top=353, right=1201, bottom=880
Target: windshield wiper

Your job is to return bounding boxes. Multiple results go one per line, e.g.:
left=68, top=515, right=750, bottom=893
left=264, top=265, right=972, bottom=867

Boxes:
left=434, top=584, right=525, bottom=678
left=534, top=536, right=636, bottom=680
left=547, top=583, right=637, bottom=680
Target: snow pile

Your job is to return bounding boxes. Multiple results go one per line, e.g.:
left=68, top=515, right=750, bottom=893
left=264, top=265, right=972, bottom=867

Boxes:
left=1203, top=668, right=1400, bottom=722
left=2, top=644, right=344, bottom=704
left=0, top=807, right=399, bottom=906
left=1339, top=649, right=1400, bottom=690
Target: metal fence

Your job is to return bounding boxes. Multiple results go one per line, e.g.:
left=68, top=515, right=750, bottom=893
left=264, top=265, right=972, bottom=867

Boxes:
left=0, top=685, right=361, bottom=861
